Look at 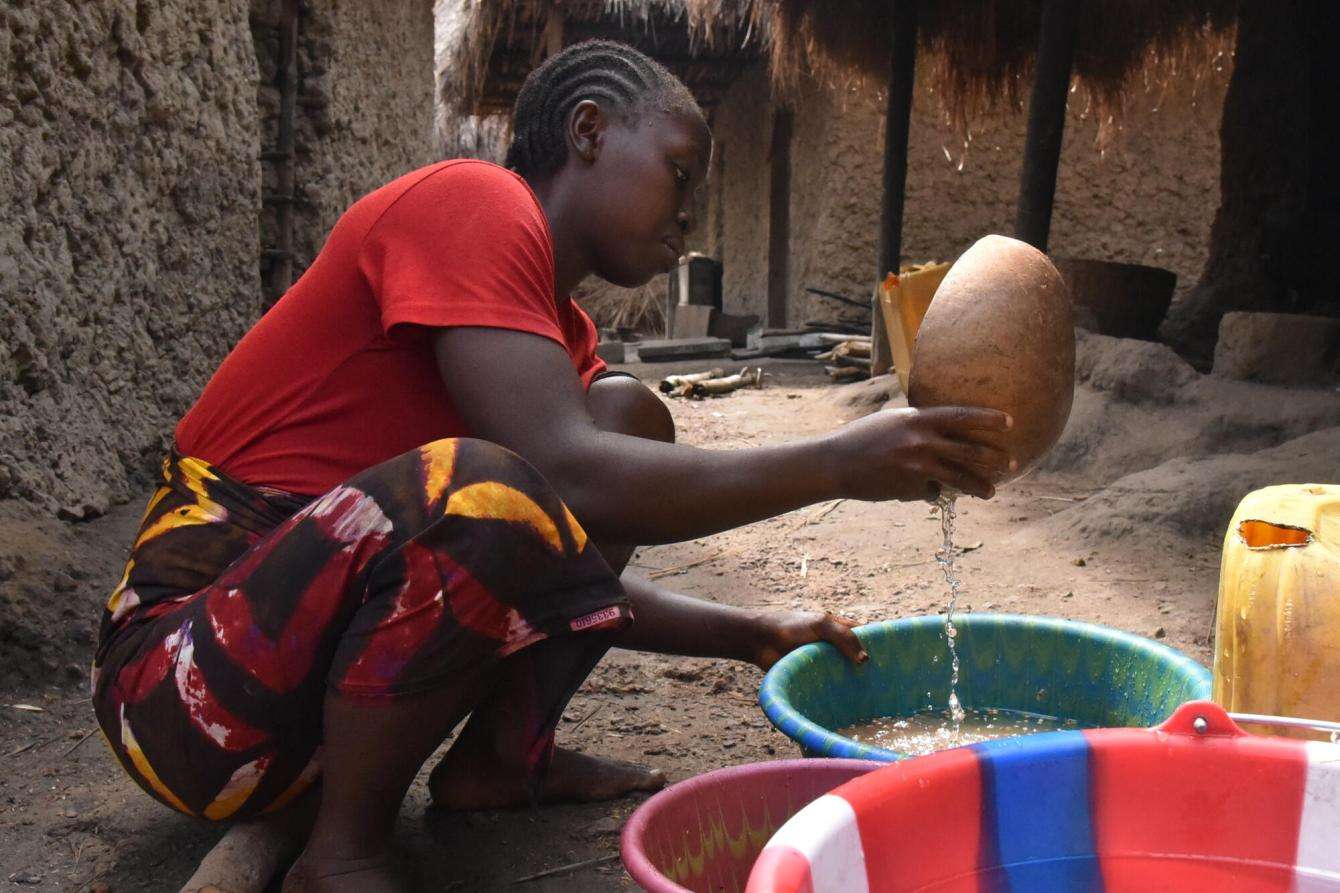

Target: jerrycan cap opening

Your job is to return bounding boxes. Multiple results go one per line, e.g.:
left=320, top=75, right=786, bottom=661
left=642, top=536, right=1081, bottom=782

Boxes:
left=1237, top=519, right=1313, bottom=550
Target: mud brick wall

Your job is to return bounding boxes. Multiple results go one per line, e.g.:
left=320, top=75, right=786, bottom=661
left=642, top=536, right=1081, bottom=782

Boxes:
left=1, top=0, right=261, bottom=519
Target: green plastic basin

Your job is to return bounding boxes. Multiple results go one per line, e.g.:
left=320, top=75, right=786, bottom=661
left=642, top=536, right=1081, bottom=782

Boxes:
left=759, top=613, right=1211, bottom=760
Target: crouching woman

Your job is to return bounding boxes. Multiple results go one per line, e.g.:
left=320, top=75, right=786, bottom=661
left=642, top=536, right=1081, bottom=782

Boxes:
left=91, top=40, right=1012, bottom=892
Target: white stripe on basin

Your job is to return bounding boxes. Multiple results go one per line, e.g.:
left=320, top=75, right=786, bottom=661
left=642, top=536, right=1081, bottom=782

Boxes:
left=762, top=794, right=870, bottom=893
left=1296, top=741, right=1340, bottom=890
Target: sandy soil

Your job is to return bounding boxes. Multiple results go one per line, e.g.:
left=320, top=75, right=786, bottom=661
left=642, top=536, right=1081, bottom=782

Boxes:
left=0, top=358, right=1248, bottom=891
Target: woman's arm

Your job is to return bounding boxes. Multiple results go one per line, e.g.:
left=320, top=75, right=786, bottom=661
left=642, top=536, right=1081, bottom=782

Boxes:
left=433, top=326, right=1010, bottom=545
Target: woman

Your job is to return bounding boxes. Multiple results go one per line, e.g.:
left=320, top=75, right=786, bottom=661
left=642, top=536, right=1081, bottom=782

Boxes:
left=94, top=40, right=1012, bottom=891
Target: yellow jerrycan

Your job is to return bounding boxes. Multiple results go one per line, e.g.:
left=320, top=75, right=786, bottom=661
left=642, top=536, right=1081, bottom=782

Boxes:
left=1212, top=483, right=1340, bottom=738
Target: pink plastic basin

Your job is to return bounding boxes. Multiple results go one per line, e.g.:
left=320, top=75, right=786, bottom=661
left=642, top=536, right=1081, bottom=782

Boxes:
left=621, top=759, right=882, bottom=892
left=747, top=702, right=1340, bottom=892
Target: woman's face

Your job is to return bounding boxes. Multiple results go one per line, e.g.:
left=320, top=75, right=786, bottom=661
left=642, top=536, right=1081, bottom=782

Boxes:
left=580, top=104, right=712, bottom=288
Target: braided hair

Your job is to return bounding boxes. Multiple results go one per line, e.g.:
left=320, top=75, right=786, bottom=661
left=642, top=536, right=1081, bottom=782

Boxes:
left=505, top=39, right=701, bottom=180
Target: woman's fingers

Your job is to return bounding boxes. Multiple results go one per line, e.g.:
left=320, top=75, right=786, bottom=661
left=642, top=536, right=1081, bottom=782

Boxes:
left=929, top=436, right=1015, bottom=479
left=819, top=614, right=868, bottom=664
left=916, top=406, right=1012, bottom=434
left=922, top=457, right=996, bottom=500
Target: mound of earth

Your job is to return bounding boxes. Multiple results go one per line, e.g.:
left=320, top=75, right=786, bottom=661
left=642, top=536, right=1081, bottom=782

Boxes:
left=823, top=373, right=901, bottom=418
left=1040, top=331, right=1340, bottom=485
left=0, top=499, right=138, bottom=689
left=1030, top=426, right=1340, bottom=547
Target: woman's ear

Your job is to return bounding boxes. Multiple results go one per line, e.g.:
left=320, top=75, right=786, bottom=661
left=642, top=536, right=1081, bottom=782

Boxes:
left=568, top=99, right=605, bottom=164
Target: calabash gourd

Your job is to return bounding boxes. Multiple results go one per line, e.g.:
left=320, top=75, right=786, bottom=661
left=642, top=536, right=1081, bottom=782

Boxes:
left=1213, top=484, right=1340, bottom=737
left=907, top=235, right=1075, bottom=482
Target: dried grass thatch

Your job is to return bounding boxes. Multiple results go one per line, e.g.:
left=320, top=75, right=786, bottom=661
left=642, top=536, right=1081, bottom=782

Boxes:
left=574, top=278, right=667, bottom=334
left=440, top=0, right=1235, bottom=140
left=439, top=0, right=759, bottom=119
left=725, top=0, right=1237, bottom=132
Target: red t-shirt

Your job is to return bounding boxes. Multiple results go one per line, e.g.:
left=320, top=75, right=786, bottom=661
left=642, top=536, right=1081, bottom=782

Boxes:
left=175, top=160, right=607, bottom=496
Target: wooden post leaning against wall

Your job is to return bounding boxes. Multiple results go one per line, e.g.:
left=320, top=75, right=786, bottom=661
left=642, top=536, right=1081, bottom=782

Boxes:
left=871, top=0, right=919, bottom=377
left=1015, top=0, right=1082, bottom=252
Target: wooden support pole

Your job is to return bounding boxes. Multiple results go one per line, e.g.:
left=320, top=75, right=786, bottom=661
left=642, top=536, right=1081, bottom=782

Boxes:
left=877, top=1, right=919, bottom=280
left=1015, top=0, right=1082, bottom=252
left=871, top=0, right=919, bottom=376
left=767, top=107, right=794, bottom=328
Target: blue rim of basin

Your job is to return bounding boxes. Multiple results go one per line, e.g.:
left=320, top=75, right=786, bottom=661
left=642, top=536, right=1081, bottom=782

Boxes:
left=759, top=613, right=1212, bottom=761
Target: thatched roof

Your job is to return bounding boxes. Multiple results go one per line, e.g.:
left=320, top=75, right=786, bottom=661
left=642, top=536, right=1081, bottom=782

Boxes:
left=439, top=0, right=761, bottom=118
left=440, top=0, right=1237, bottom=133
left=714, top=0, right=1238, bottom=128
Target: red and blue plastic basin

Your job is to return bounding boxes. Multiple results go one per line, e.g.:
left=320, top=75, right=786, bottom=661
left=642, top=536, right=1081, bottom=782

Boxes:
left=746, top=701, right=1340, bottom=892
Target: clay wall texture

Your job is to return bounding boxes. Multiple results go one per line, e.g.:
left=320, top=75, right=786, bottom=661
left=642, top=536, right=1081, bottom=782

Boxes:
left=708, top=58, right=1230, bottom=329
left=295, top=0, right=436, bottom=273
left=2, top=0, right=261, bottom=519
left=2, top=0, right=436, bottom=518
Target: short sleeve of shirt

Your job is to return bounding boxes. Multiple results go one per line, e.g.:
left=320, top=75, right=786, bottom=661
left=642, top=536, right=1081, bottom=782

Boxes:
left=357, top=161, right=565, bottom=346
left=568, top=301, right=608, bottom=387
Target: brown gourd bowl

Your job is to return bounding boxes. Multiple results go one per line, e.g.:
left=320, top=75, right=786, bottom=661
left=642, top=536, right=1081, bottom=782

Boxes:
left=907, top=234, right=1076, bottom=483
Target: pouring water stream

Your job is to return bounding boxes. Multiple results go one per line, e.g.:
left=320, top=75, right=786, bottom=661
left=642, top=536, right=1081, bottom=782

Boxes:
left=934, top=491, right=966, bottom=725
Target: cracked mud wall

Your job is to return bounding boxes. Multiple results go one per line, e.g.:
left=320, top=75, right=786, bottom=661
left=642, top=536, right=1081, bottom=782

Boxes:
left=3, top=0, right=436, bottom=519
left=2, top=0, right=261, bottom=519
left=709, top=59, right=1228, bottom=329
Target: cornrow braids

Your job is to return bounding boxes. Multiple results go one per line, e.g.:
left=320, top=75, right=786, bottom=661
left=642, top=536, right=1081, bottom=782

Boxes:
left=505, top=39, right=700, bottom=180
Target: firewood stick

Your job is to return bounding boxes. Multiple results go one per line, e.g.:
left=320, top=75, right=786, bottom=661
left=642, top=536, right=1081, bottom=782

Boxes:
left=659, top=367, right=725, bottom=392
left=689, top=367, right=763, bottom=397
left=826, top=365, right=867, bottom=382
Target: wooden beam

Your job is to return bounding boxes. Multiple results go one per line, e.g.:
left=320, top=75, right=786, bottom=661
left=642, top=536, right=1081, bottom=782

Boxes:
left=876, top=1, right=919, bottom=278
left=1015, top=0, right=1082, bottom=252
left=767, top=107, right=794, bottom=328
left=872, top=0, right=919, bottom=376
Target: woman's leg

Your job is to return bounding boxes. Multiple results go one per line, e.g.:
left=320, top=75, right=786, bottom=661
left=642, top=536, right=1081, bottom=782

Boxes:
left=427, top=629, right=661, bottom=811
left=291, top=630, right=615, bottom=890
left=98, top=439, right=626, bottom=892
left=428, top=375, right=673, bottom=810
left=282, top=684, right=480, bottom=891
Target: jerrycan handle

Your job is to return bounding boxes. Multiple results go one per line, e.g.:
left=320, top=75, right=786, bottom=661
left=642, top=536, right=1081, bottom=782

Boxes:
left=1159, top=700, right=1340, bottom=738
left=1226, top=712, right=1340, bottom=736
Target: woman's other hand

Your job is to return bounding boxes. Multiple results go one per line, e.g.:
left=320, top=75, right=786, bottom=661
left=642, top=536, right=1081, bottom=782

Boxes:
left=751, top=610, right=867, bottom=671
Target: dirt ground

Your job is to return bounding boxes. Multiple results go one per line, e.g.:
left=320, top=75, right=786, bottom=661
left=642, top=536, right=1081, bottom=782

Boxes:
left=0, top=356, right=1275, bottom=892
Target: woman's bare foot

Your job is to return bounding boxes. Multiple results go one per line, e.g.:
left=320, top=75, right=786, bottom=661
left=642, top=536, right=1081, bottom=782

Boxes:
left=281, top=853, right=402, bottom=893
left=180, top=791, right=318, bottom=893
left=428, top=744, right=667, bottom=811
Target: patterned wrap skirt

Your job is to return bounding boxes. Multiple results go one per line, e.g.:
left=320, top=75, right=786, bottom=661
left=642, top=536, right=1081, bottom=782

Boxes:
left=91, top=439, right=630, bottom=821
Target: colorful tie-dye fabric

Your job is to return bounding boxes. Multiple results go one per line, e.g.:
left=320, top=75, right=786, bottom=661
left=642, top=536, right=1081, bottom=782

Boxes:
left=92, top=440, right=629, bottom=820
